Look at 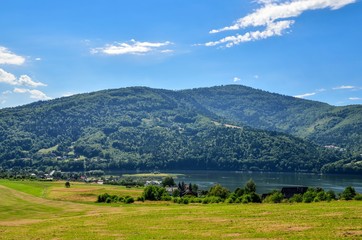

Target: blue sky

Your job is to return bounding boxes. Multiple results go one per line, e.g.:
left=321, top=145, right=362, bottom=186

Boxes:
left=0, top=0, right=361, bottom=108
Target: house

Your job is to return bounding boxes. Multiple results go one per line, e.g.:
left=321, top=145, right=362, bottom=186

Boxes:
left=178, top=182, right=197, bottom=197
left=281, top=187, right=308, bottom=199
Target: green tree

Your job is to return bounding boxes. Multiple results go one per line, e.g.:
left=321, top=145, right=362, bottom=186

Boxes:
left=143, top=185, right=167, bottom=201
left=340, top=186, right=356, bottom=200
left=245, top=179, right=256, bottom=193
left=162, top=176, right=175, bottom=187
left=208, top=184, right=230, bottom=199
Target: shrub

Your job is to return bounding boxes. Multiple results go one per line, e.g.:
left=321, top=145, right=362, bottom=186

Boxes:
left=208, top=184, right=230, bottom=199
left=172, top=189, right=180, bottom=197
left=241, top=194, right=252, bottom=204
left=264, top=191, right=283, bottom=203
left=354, top=194, right=362, bottom=201
left=137, top=196, right=145, bottom=202
left=340, top=186, right=356, bottom=200
left=250, top=192, right=261, bottom=203
left=124, top=196, right=134, bottom=204
left=289, top=194, right=303, bottom=203
left=161, top=195, right=172, bottom=201
left=326, top=190, right=336, bottom=201
left=315, top=191, right=327, bottom=202
left=303, top=189, right=317, bottom=203
left=143, top=185, right=167, bottom=201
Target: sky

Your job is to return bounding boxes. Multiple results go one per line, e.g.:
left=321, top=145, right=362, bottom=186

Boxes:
left=0, top=0, right=361, bottom=108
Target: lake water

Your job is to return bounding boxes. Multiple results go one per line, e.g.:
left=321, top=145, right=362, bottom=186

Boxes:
left=162, top=171, right=362, bottom=194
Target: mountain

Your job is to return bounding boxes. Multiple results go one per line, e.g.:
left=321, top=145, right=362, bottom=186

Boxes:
left=0, top=86, right=361, bottom=174
left=184, top=85, right=362, bottom=152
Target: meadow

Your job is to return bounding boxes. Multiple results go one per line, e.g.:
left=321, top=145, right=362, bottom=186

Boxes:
left=0, top=180, right=361, bottom=239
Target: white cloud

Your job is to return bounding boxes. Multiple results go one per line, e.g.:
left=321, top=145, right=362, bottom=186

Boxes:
left=233, top=77, right=241, bottom=82
left=91, top=39, right=173, bottom=55
left=18, top=75, right=47, bottom=87
left=333, top=85, right=357, bottom=90
left=294, top=92, right=316, bottom=99
left=35, top=57, right=42, bottom=61
left=205, top=0, right=356, bottom=47
left=0, top=68, right=46, bottom=88
left=13, top=88, right=51, bottom=100
left=160, top=49, right=174, bottom=53
left=0, top=68, right=17, bottom=85
left=294, top=88, right=327, bottom=99
left=0, top=46, right=26, bottom=65
left=349, top=97, right=362, bottom=101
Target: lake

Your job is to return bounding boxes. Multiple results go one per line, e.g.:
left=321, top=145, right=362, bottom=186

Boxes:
left=162, top=171, right=362, bottom=194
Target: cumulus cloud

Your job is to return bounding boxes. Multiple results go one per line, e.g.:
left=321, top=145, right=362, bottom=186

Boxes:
left=204, top=0, right=356, bottom=47
left=233, top=77, right=241, bottom=82
left=0, top=68, right=46, bottom=88
left=13, top=88, right=51, bottom=100
left=0, top=46, right=26, bottom=65
left=91, top=39, right=173, bottom=55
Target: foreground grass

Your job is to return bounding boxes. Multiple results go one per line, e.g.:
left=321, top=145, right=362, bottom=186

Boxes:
left=0, top=181, right=361, bottom=239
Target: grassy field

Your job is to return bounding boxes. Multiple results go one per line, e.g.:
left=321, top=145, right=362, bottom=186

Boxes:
left=0, top=180, right=361, bottom=239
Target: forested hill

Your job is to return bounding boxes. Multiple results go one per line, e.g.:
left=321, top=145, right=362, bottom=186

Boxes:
left=184, top=85, right=362, bottom=152
left=0, top=86, right=361, bottom=174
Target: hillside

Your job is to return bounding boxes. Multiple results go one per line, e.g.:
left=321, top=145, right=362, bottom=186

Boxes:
left=185, top=85, right=362, bottom=152
left=0, top=86, right=360, bottom=173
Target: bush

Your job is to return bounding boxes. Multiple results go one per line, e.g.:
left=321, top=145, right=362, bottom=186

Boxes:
left=250, top=192, right=261, bottom=203
left=97, top=193, right=134, bottom=204
left=354, top=194, right=362, bottom=201
left=208, top=184, right=230, bottom=199
left=137, top=196, right=145, bottom=202
left=202, top=196, right=222, bottom=204
left=161, top=195, right=172, bottom=201
left=315, top=191, right=327, bottom=202
left=289, top=194, right=303, bottom=203
left=143, top=185, right=167, bottom=201
left=241, top=194, right=252, bottom=204
left=264, top=191, right=283, bottom=203
left=340, top=186, right=356, bottom=200
left=326, top=190, right=336, bottom=201
left=303, top=189, right=317, bottom=203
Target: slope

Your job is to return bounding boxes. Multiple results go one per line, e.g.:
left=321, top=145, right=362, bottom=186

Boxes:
left=184, top=85, right=362, bottom=152
left=0, top=86, right=349, bottom=173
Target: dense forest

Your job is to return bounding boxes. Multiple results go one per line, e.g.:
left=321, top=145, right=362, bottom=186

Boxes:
left=0, top=85, right=361, bottom=174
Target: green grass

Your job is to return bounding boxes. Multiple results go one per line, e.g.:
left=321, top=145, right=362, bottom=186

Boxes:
left=0, top=180, right=361, bottom=239
left=0, top=179, right=53, bottom=197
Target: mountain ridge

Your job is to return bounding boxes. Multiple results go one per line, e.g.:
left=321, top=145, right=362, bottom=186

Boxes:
left=0, top=85, right=361, bottom=174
